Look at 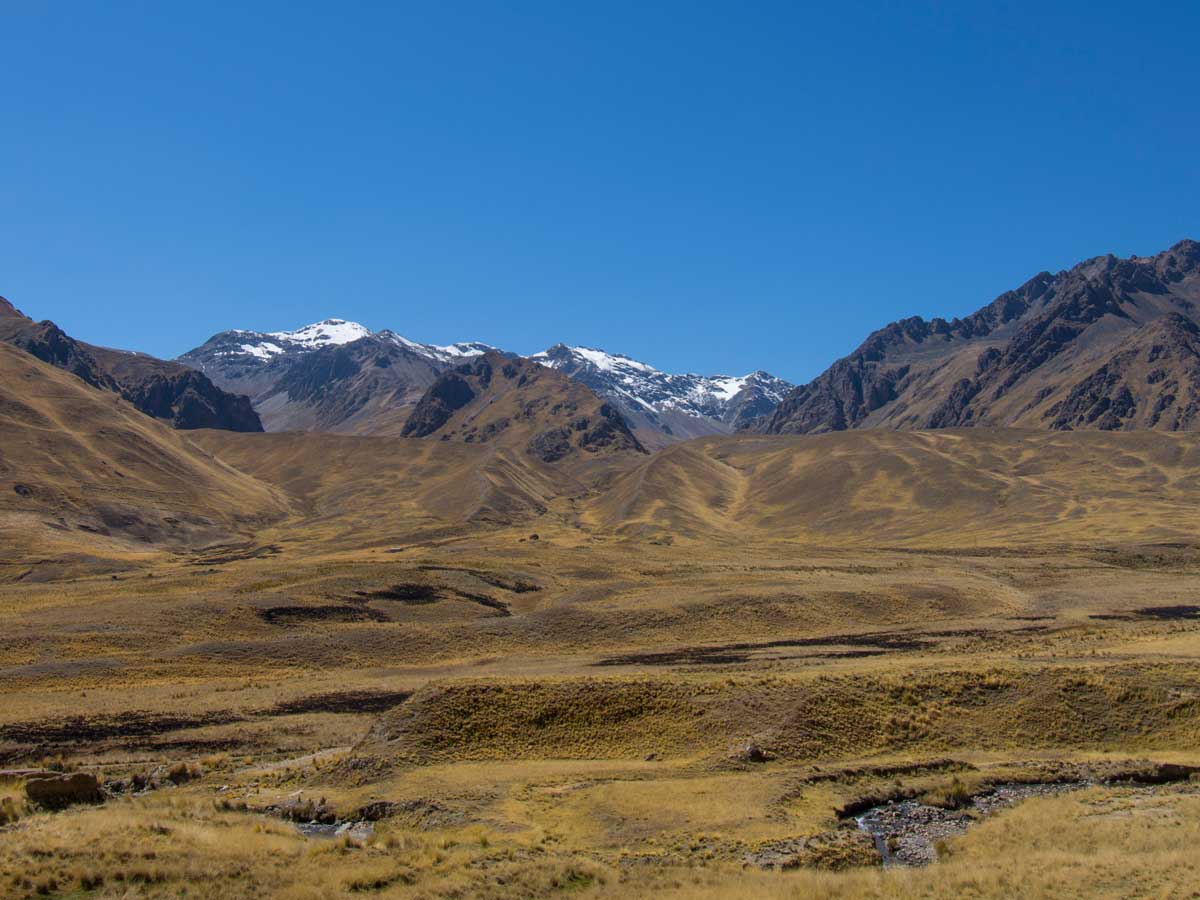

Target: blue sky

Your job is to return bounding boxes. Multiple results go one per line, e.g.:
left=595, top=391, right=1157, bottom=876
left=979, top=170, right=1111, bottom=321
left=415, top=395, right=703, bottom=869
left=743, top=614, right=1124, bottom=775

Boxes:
left=2, top=2, right=1197, bottom=383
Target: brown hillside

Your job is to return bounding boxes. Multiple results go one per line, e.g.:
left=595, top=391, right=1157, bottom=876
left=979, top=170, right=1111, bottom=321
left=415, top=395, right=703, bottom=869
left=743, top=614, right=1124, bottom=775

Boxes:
left=400, top=352, right=645, bottom=463
left=0, top=343, right=286, bottom=578
left=0, top=296, right=262, bottom=432
left=585, top=429, right=1200, bottom=547
left=187, top=428, right=594, bottom=547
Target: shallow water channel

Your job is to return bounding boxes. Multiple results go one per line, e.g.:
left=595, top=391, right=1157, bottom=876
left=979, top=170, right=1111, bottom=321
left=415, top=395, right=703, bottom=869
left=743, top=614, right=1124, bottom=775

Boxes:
left=295, top=820, right=375, bottom=841
left=854, top=782, right=1087, bottom=866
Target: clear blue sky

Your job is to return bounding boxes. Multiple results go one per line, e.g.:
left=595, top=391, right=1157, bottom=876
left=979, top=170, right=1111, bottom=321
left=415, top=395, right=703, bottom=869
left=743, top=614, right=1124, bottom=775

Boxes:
left=2, top=2, right=1197, bottom=383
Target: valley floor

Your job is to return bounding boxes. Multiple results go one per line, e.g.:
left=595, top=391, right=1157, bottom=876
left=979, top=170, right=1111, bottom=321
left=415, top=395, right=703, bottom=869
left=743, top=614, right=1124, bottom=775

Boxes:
left=4, top=524, right=1200, bottom=898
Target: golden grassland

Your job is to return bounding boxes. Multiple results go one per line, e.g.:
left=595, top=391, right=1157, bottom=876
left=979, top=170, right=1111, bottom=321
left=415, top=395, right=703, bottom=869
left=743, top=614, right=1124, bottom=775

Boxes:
left=2, top=768, right=1199, bottom=898
left=5, top=414, right=1200, bottom=896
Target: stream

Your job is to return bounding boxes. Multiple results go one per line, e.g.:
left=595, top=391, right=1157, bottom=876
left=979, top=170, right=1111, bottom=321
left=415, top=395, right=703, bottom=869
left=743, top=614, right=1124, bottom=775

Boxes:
left=295, top=820, right=375, bottom=841
left=854, top=782, right=1087, bottom=866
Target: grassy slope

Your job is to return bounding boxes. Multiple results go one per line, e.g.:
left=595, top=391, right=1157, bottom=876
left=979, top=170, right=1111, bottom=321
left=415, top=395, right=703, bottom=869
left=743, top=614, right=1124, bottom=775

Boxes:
left=587, top=429, right=1200, bottom=546
left=0, top=344, right=287, bottom=579
left=5, top=416, right=1200, bottom=896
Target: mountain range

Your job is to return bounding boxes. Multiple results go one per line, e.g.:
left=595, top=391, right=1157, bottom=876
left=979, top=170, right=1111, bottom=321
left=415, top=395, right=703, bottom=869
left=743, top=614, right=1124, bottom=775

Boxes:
left=5, top=238, right=1200, bottom=454
left=178, top=320, right=480, bottom=434
left=179, top=321, right=791, bottom=447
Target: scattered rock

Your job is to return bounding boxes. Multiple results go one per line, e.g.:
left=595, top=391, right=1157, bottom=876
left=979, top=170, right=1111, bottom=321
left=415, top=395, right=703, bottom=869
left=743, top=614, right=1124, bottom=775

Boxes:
left=739, top=743, right=769, bottom=763
left=353, top=798, right=463, bottom=829
left=271, top=796, right=337, bottom=824
left=853, top=781, right=1087, bottom=867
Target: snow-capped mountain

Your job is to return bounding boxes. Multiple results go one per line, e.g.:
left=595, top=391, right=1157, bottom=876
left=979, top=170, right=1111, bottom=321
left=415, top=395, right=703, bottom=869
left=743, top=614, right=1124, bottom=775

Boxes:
left=532, top=344, right=793, bottom=448
left=179, top=319, right=792, bottom=443
left=179, top=319, right=496, bottom=433
left=188, top=319, right=492, bottom=367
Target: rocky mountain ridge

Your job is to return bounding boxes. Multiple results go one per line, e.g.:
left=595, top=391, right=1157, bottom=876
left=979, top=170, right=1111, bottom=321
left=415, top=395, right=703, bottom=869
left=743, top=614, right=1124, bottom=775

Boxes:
left=757, top=239, right=1200, bottom=434
left=0, top=297, right=261, bottom=432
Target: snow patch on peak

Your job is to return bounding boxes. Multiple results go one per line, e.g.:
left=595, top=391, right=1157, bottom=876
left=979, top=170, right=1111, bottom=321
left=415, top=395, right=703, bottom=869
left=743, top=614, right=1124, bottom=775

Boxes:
left=377, top=331, right=493, bottom=364
left=437, top=341, right=494, bottom=359
left=239, top=341, right=284, bottom=360
left=705, top=375, right=750, bottom=403
left=379, top=331, right=427, bottom=352
left=570, top=346, right=659, bottom=374
left=268, top=319, right=372, bottom=348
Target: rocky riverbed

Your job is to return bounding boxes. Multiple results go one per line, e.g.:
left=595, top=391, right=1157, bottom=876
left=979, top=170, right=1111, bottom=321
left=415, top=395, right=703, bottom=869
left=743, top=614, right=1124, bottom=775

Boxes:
left=855, top=782, right=1087, bottom=866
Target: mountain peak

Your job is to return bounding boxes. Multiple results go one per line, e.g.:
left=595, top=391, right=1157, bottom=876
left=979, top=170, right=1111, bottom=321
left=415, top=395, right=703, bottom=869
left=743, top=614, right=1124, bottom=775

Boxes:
left=0, top=296, right=28, bottom=320
left=757, top=238, right=1200, bottom=436
left=534, top=344, right=661, bottom=375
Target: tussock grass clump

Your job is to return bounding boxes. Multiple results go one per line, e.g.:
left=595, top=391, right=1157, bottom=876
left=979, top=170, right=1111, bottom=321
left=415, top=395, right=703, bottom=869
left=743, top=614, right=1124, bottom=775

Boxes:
left=0, top=788, right=29, bottom=826
left=921, top=776, right=977, bottom=809
left=165, top=761, right=203, bottom=785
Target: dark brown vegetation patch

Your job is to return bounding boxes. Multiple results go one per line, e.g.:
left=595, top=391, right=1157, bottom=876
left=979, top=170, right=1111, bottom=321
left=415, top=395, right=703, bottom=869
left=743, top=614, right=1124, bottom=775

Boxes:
left=264, top=689, right=412, bottom=716
left=190, top=543, right=283, bottom=566
left=353, top=583, right=511, bottom=616
left=1090, top=605, right=1200, bottom=621
left=415, top=565, right=542, bottom=593
left=355, top=584, right=440, bottom=604
left=3, top=712, right=239, bottom=745
left=258, top=604, right=388, bottom=625
left=595, top=625, right=1053, bottom=667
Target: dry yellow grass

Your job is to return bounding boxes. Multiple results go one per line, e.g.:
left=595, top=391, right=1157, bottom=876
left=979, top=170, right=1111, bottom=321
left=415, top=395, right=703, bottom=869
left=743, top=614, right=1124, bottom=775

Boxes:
left=587, top=429, right=1200, bottom=547
left=643, top=785, right=1200, bottom=899
left=2, top=781, right=1197, bottom=898
left=6, top=404, right=1200, bottom=896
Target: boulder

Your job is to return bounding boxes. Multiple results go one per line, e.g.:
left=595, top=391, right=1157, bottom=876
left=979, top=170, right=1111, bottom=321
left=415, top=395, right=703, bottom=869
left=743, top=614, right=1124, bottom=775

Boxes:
left=739, top=742, right=769, bottom=763
left=25, top=772, right=103, bottom=808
